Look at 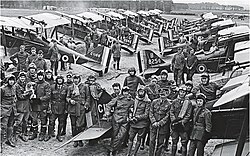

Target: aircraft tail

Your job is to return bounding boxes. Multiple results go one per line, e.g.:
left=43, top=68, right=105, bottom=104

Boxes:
left=154, top=24, right=164, bottom=37
left=139, top=28, right=154, bottom=44
left=137, top=49, right=165, bottom=75
left=83, top=45, right=112, bottom=76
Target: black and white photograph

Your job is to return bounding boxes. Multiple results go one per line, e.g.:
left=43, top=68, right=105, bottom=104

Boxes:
left=0, top=0, right=249, bottom=155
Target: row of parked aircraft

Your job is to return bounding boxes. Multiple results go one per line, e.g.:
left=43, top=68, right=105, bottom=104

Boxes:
left=1, top=9, right=249, bottom=155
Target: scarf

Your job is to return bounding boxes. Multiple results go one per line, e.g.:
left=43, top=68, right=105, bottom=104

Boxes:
left=72, top=83, right=80, bottom=96
left=178, top=97, right=189, bottom=119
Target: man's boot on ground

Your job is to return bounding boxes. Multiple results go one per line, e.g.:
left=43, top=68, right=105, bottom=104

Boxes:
left=44, top=125, right=53, bottom=142
left=56, top=124, right=63, bottom=142
left=73, top=141, right=78, bottom=147
left=38, top=126, right=46, bottom=141
left=126, top=141, right=133, bottom=156
left=78, top=141, right=83, bottom=147
left=132, top=142, right=141, bottom=156
left=5, top=127, right=15, bottom=147
left=29, top=124, right=38, bottom=140
left=171, top=145, right=177, bottom=156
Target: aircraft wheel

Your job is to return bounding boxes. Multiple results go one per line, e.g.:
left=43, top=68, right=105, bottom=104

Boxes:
left=196, top=63, right=207, bottom=73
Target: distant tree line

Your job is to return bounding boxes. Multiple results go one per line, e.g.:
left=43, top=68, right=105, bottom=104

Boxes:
left=0, top=0, right=173, bottom=12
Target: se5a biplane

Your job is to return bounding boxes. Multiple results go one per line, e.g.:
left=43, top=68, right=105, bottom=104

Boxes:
left=0, top=13, right=112, bottom=76
left=137, top=25, right=250, bottom=77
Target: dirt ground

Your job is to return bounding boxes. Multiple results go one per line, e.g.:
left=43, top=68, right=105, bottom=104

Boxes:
left=1, top=8, right=247, bottom=156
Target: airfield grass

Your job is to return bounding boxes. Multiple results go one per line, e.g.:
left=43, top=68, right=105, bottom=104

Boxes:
left=0, top=8, right=245, bottom=156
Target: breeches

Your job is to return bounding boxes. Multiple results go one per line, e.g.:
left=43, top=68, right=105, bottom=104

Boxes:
left=149, top=130, right=166, bottom=156
left=112, top=122, right=129, bottom=151
left=30, top=111, right=48, bottom=126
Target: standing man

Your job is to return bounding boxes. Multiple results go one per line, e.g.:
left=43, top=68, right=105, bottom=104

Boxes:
left=61, top=72, right=74, bottom=136
left=14, top=72, right=32, bottom=142
left=45, top=75, right=67, bottom=142
left=186, top=49, right=197, bottom=81
left=33, top=50, right=47, bottom=71
left=48, top=39, right=59, bottom=76
left=92, top=30, right=100, bottom=48
left=10, top=45, right=29, bottom=72
left=1, top=75, right=17, bottom=147
left=188, top=93, right=212, bottom=156
left=26, top=47, right=38, bottom=66
left=111, top=40, right=121, bottom=70
left=171, top=47, right=186, bottom=86
left=149, top=88, right=171, bottom=156
left=30, top=70, right=51, bottom=141
left=170, top=85, right=192, bottom=156
left=85, top=75, right=103, bottom=126
left=123, top=67, right=145, bottom=98
left=103, top=86, right=134, bottom=156
left=84, top=33, right=92, bottom=54
left=66, top=75, right=90, bottom=147
left=127, top=88, right=150, bottom=156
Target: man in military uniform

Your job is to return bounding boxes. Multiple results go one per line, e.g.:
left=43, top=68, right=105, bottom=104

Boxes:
left=111, top=40, right=121, bottom=70
left=29, top=70, right=51, bottom=141
left=14, top=72, right=32, bottom=142
left=44, top=75, right=67, bottom=142
left=157, top=70, right=175, bottom=151
left=188, top=93, right=212, bottom=156
left=61, top=72, right=74, bottom=136
left=170, top=85, right=192, bottom=156
left=171, top=47, right=186, bottom=86
left=84, top=33, right=91, bottom=54
left=104, top=86, right=134, bottom=156
left=48, top=39, right=59, bottom=76
left=92, top=30, right=100, bottom=48
left=85, top=75, right=103, bottom=126
left=10, top=45, right=29, bottom=72
left=127, top=88, right=150, bottom=156
left=26, top=47, right=38, bottom=66
left=33, top=50, right=47, bottom=71
left=123, top=67, right=145, bottom=98
left=66, top=75, right=90, bottom=147
left=1, top=75, right=17, bottom=147
left=193, top=73, right=222, bottom=109
left=149, top=88, right=171, bottom=156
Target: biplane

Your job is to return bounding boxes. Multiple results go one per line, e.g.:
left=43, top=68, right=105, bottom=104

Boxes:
left=0, top=13, right=112, bottom=76
left=77, top=11, right=139, bottom=54
left=137, top=25, right=250, bottom=77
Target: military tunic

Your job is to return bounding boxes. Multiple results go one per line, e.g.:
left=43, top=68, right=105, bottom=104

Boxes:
left=188, top=107, right=212, bottom=156
left=149, top=98, right=171, bottom=156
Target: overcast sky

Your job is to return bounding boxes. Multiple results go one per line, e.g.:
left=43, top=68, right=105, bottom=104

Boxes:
left=173, top=0, right=249, bottom=9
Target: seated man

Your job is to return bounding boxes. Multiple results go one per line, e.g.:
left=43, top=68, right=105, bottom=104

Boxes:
left=204, top=42, right=218, bottom=55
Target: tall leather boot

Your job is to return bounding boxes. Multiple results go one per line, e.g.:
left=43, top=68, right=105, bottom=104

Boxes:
left=181, top=144, right=187, bottom=156
left=38, top=126, right=46, bottom=141
left=171, top=145, right=177, bottom=156
left=56, top=124, right=63, bottom=142
left=61, top=114, right=67, bottom=136
left=17, top=124, right=28, bottom=142
left=132, top=141, right=141, bottom=156
left=127, top=141, right=133, bottom=156
left=44, top=125, right=53, bottom=142
left=29, top=124, right=38, bottom=140
left=5, top=127, right=15, bottom=147
left=72, top=126, right=78, bottom=147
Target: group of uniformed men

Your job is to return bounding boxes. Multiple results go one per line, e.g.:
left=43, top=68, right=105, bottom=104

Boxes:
left=1, top=42, right=222, bottom=156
